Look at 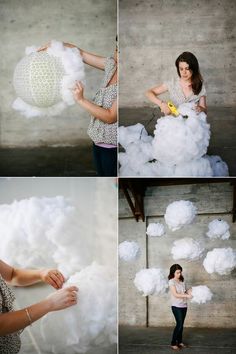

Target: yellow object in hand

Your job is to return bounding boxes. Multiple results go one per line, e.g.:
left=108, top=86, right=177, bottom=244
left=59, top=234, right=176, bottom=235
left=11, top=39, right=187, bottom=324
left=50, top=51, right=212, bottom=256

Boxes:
left=167, top=101, right=180, bottom=117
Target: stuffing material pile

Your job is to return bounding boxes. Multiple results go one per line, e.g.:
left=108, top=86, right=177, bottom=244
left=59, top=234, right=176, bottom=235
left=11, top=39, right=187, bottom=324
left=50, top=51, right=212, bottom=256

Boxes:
left=119, top=102, right=229, bottom=177
left=164, top=200, right=197, bottom=231
left=13, top=40, right=85, bottom=117
left=118, top=241, right=140, bottom=261
left=146, top=222, right=165, bottom=237
left=190, top=285, right=213, bottom=304
left=134, top=268, right=168, bottom=296
left=171, top=238, right=204, bottom=261
left=206, top=219, right=230, bottom=240
left=41, top=263, right=116, bottom=354
left=203, top=247, right=236, bottom=275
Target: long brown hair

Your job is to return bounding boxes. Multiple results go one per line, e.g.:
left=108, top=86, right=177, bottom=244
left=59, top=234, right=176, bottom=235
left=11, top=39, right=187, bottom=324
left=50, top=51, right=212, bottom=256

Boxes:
left=168, top=264, right=184, bottom=282
left=175, top=52, right=203, bottom=95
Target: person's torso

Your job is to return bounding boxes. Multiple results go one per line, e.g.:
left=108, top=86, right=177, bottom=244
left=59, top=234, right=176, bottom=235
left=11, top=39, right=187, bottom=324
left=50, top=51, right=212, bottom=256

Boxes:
left=0, top=274, right=21, bottom=354
left=169, top=279, right=187, bottom=308
left=166, top=77, right=206, bottom=107
left=87, top=56, right=117, bottom=145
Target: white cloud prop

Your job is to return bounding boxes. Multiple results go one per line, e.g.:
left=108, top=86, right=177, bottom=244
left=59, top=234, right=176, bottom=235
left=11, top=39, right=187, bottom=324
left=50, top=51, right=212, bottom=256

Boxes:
left=206, top=219, right=230, bottom=240
left=164, top=200, right=197, bottom=231
left=203, top=248, right=236, bottom=275
left=171, top=238, right=204, bottom=261
left=205, top=155, right=229, bottom=176
left=41, top=263, right=117, bottom=354
left=118, top=124, right=154, bottom=176
left=118, top=241, right=140, bottom=262
left=191, top=285, right=213, bottom=304
left=13, top=40, right=85, bottom=117
left=146, top=223, right=165, bottom=237
left=152, top=103, right=210, bottom=166
left=0, top=196, right=91, bottom=277
left=118, top=103, right=228, bottom=177
left=134, top=268, right=168, bottom=296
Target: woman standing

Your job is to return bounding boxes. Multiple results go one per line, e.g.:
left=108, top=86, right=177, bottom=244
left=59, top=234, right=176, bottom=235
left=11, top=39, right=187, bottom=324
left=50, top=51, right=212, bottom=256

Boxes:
left=73, top=43, right=118, bottom=177
left=168, top=264, right=192, bottom=351
left=0, top=259, right=78, bottom=353
left=146, top=51, right=207, bottom=115
left=39, top=40, right=118, bottom=176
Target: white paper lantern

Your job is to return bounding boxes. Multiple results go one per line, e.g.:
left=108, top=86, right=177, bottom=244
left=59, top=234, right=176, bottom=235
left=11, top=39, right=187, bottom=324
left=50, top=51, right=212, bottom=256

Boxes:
left=12, top=40, right=85, bottom=117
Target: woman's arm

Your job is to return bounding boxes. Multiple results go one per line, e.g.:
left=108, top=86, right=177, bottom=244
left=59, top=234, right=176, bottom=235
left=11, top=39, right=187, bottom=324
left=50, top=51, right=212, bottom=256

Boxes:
left=78, top=47, right=106, bottom=70
left=73, top=82, right=117, bottom=124
left=170, top=285, right=192, bottom=299
left=0, top=286, right=78, bottom=336
left=145, top=84, right=171, bottom=115
left=195, top=96, right=207, bottom=114
left=0, top=260, right=64, bottom=289
left=38, top=41, right=106, bottom=70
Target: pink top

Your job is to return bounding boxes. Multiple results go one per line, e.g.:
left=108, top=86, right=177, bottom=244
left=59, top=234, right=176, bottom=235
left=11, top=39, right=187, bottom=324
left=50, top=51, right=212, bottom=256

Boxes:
left=95, top=143, right=117, bottom=148
left=169, top=279, right=188, bottom=308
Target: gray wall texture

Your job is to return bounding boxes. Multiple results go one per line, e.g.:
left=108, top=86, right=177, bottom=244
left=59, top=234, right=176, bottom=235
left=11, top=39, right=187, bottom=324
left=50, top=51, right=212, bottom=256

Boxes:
left=119, top=0, right=236, bottom=108
left=0, top=0, right=116, bottom=147
left=119, top=182, right=236, bottom=328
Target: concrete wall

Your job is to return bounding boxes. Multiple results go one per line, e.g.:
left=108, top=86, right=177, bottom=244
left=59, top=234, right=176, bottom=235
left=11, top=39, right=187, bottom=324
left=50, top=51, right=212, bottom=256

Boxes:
left=119, top=0, right=236, bottom=108
left=0, top=0, right=116, bottom=147
left=119, top=182, right=236, bottom=328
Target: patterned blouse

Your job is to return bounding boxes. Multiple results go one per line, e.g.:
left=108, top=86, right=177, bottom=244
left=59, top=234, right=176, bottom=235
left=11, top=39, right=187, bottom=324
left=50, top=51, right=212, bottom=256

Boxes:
left=163, top=77, right=207, bottom=106
left=0, top=274, right=21, bottom=354
left=87, top=56, right=117, bottom=146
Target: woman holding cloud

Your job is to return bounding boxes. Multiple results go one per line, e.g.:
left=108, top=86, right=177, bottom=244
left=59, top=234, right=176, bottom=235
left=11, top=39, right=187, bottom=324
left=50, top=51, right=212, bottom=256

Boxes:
left=0, top=259, right=78, bottom=354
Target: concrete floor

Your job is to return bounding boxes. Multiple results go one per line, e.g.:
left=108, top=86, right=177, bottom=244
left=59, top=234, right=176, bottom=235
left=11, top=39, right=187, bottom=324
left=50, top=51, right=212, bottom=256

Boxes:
left=119, top=326, right=236, bottom=354
left=119, top=106, right=236, bottom=176
left=0, top=145, right=97, bottom=176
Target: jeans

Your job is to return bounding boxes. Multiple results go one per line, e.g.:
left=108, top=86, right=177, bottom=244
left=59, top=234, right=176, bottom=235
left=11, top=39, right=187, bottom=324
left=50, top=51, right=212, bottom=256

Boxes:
left=171, top=306, right=187, bottom=346
left=92, top=143, right=117, bottom=177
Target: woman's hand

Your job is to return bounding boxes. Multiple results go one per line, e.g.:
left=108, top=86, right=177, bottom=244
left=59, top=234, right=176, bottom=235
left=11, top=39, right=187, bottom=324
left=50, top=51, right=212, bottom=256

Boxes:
left=40, top=269, right=65, bottom=289
left=160, top=102, right=171, bottom=115
left=46, top=286, right=78, bottom=311
left=37, top=42, right=51, bottom=52
left=37, top=41, right=77, bottom=52
left=194, top=104, right=205, bottom=113
left=73, top=81, right=85, bottom=103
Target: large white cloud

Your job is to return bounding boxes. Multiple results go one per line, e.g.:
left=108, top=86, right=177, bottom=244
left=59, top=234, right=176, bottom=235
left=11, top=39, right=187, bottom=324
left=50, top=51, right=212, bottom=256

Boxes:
left=134, top=268, right=168, bottom=296
left=203, top=248, right=236, bottom=275
left=191, top=285, right=213, bottom=304
left=118, top=103, right=228, bottom=177
left=118, top=241, right=140, bottom=262
left=146, top=223, right=165, bottom=237
left=171, top=238, right=204, bottom=261
left=206, top=219, right=230, bottom=240
left=41, top=263, right=116, bottom=354
left=152, top=103, right=210, bottom=166
left=164, top=200, right=197, bottom=231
